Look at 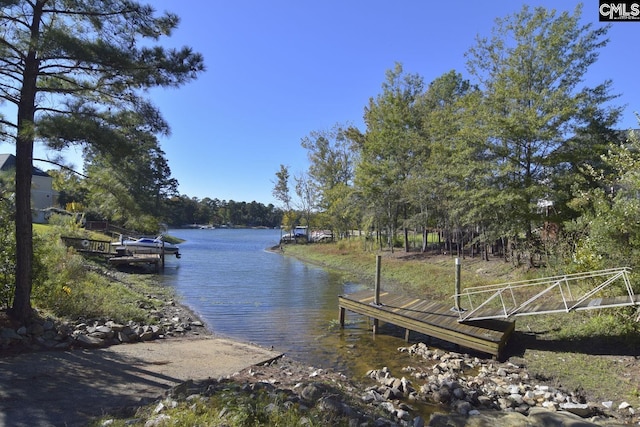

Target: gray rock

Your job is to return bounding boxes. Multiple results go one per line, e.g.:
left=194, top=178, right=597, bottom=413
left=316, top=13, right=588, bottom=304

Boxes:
left=395, top=408, right=410, bottom=420
left=454, top=400, right=473, bottom=415
left=139, top=330, right=154, bottom=341
left=27, top=323, right=44, bottom=336
left=90, top=326, right=114, bottom=339
left=75, top=334, right=105, bottom=348
left=300, top=383, right=322, bottom=401
left=1, top=327, right=23, bottom=341
left=529, top=406, right=602, bottom=426
left=560, top=402, right=593, bottom=417
left=42, top=319, right=55, bottom=331
left=105, top=321, right=125, bottom=332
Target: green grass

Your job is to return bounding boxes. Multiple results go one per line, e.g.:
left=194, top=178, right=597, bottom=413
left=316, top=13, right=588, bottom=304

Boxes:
left=283, top=238, right=520, bottom=298
left=525, top=350, right=638, bottom=405
left=28, top=224, right=175, bottom=324
left=91, top=380, right=377, bottom=427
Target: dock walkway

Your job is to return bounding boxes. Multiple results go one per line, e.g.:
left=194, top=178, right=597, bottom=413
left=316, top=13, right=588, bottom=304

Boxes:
left=338, top=289, right=515, bottom=358
left=61, top=236, right=166, bottom=271
left=108, top=253, right=164, bottom=270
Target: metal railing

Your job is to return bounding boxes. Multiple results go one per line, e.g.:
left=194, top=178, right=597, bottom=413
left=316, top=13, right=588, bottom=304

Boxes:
left=455, top=267, right=636, bottom=322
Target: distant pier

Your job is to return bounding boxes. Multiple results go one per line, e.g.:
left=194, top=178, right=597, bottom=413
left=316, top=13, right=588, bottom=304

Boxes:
left=61, top=236, right=166, bottom=271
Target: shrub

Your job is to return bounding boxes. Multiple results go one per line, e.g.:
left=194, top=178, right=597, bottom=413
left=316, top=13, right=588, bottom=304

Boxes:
left=31, top=229, right=149, bottom=323
left=0, top=193, right=15, bottom=309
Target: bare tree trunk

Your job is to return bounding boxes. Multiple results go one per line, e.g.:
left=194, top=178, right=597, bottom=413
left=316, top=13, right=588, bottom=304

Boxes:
left=10, top=3, right=43, bottom=322
left=403, top=227, right=409, bottom=252
left=12, top=135, right=34, bottom=322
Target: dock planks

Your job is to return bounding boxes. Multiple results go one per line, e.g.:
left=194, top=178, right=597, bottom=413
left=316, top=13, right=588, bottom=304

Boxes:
left=338, top=289, right=515, bottom=358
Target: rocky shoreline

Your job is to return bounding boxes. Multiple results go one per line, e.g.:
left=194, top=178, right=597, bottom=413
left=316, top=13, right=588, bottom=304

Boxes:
left=0, top=293, right=208, bottom=355
left=133, top=344, right=635, bottom=427
left=1, top=287, right=637, bottom=426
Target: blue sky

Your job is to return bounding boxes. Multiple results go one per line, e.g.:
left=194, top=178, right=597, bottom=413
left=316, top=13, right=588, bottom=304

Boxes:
left=1, top=1, right=638, bottom=206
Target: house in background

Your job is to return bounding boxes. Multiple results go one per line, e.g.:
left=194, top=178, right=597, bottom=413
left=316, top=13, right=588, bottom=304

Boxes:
left=0, top=153, right=59, bottom=223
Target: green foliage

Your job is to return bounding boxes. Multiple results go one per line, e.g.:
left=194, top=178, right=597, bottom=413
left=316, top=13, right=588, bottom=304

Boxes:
left=294, top=171, right=318, bottom=232
left=391, top=235, right=404, bottom=248
left=567, top=127, right=640, bottom=271
left=162, top=196, right=282, bottom=228
left=46, top=213, right=85, bottom=237
left=299, top=124, right=360, bottom=235
left=465, top=4, right=618, bottom=254
left=0, top=182, right=15, bottom=309
left=357, top=63, right=426, bottom=250
left=1, top=0, right=204, bottom=320
left=31, top=229, right=149, bottom=323
left=49, top=169, right=86, bottom=209
left=80, top=130, right=179, bottom=230
left=291, top=4, right=622, bottom=269
left=273, top=164, right=292, bottom=212
left=94, top=382, right=360, bottom=427
left=280, top=210, right=299, bottom=232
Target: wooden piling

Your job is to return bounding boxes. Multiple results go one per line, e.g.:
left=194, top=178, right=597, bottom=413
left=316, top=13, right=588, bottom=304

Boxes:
left=454, top=257, right=461, bottom=311
left=373, top=254, right=381, bottom=334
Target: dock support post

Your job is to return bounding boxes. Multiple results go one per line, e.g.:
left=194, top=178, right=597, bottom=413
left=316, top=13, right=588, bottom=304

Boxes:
left=374, top=255, right=381, bottom=305
left=373, top=254, right=381, bottom=334
left=454, top=257, right=461, bottom=311
left=160, top=242, right=166, bottom=271
left=339, top=307, right=345, bottom=328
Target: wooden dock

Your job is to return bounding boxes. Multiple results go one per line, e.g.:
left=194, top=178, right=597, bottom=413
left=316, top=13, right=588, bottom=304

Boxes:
left=338, top=289, right=515, bottom=358
left=61, top=237, right=167, bottom=271
left=108, top=253, right=164, bottom=271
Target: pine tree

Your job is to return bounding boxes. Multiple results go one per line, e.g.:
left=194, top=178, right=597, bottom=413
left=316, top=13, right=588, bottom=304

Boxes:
left=0, top=0, right=204, bottom=321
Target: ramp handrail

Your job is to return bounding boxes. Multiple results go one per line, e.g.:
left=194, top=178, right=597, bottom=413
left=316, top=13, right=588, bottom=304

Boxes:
left=455, top=267, right=635, bottom=322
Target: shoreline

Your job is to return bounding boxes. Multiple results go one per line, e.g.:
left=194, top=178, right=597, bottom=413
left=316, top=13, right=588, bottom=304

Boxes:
left=3, top=298, right=633, bottom=426
left=1, top=256, right=637, bottom=426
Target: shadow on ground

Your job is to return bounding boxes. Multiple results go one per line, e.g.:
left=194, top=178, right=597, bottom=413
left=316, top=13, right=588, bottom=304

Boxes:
left=0, top=348, right=181, bottom=426
left=506, top=330, right=640, bottom=358
left=0, top=338, right=281, bottom=427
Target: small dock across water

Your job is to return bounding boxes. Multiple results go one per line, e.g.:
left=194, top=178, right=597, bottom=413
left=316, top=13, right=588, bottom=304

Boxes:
left=338, top=289, right=515, bottom=358
left=108, top=253, right=164, bottom=270
left=61, top=237, right=166, bottom=271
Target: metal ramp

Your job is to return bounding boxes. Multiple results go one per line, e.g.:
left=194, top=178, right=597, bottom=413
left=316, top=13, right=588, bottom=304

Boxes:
left=455, top=267, right=639, bottom=322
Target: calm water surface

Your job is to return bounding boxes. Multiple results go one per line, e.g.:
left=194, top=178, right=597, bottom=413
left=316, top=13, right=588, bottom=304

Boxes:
left=158, top=228, right=431, bottom=376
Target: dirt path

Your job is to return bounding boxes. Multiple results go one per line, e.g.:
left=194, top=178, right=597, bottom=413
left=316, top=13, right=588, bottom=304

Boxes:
left=0, top=337, right=282, bottom=427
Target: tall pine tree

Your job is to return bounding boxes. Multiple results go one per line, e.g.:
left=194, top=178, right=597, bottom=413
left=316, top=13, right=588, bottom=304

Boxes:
left=0, top=0, right=204, bottom=321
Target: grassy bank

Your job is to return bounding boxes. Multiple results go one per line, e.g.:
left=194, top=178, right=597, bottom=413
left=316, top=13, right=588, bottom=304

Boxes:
left=9, top=223, right=178, bottom=325
left=283, top=239, right=529, bottom=297
left=282, top=239, right=640, bottom=408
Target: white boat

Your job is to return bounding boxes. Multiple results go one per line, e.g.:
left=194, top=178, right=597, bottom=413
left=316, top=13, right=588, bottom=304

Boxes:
left=112, top=236, right=181, bottom=258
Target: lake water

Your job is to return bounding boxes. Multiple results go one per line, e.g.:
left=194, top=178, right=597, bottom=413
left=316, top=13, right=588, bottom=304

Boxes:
left=157, top=228, right=436, bottom=376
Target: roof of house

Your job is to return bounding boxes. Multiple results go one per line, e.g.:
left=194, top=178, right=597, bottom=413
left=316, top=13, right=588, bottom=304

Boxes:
left=0, top=153, right=50, bottom=177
